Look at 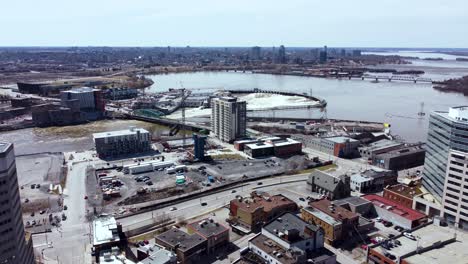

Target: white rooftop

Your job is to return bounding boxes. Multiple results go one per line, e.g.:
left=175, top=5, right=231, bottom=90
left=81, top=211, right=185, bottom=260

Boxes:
left=93, top=127, right=149, bottom=139
left=448, top=106, right=468, bottom=121
left=93, top=216, right=120, bottom=246
left=325, top=136, right=358, bottom=144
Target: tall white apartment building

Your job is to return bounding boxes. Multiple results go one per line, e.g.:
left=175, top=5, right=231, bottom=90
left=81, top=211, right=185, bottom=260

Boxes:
left=211, top=97, right=247, bottom=142
left=0, top=143, right=35, bottom=264
left=441, top=149, right=468, bottom=230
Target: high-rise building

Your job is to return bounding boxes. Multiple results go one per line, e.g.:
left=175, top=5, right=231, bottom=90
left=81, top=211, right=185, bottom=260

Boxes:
left=93, top=127, right=151, bottom=158
left=211, top=97, right=247, bottom=142
left=441, top=150, right=468, bottom=230
left=422, top=106, right=468, bottom=201
left=250, top=46, right=261, bottom=60
left=0, top=142, right=35, bottom=264
left=319, top=45, right=328, bottom=63
left=192, top=134, right=206, bottom=161
left=277, top=45, right=286, bottom=64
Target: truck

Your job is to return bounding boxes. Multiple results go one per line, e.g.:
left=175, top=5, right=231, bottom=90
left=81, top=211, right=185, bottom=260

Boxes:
left=129, top=164, right=154, bottom=174
left=166, top=167, right=176, bottom=174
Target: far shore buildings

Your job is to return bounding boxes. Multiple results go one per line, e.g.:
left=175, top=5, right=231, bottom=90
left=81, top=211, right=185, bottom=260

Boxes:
left=93, top=127, right=151, bottom=158
left=211, top=97, right=247, bottom=142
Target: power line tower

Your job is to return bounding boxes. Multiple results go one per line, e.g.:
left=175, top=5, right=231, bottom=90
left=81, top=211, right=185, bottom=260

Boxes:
left=418, top=102, right=426, bottom=117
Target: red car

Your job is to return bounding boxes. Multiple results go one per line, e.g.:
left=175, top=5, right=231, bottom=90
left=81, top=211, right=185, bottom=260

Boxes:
left=361, top=245, right=368, bottom=250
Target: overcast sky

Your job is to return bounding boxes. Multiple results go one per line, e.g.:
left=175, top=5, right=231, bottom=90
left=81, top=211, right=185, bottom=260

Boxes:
left=1, top=0, right=467, bottom=47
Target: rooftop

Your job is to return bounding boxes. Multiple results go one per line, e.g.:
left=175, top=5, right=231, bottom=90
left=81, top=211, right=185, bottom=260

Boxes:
left=370, top=224, right=466, bottom=263
left=324, top=136, right=358, bottom=144
left=187, top=218, right=229, bottom=238
left=63, top=86, right=98, bottom=93
left=309, top=170, right=346, bottom=192
left=376, top=145, right=425, bottom=158
left=231, top=192, right=296, bottom=214
left=263, top=213, right=320, bottom=243
left=309, top=199, right=359, bottom=221
left=93, top=216, right=120, bottom=246
left=0, top=142, right=12, bottom=153
left=334, top=196, right=372, bottom=207
left=245, top=142, right=274, bottom=150
left=385, top=184, right=422, bottom=199
left=363, top=194, right=426, bottom=221
left=93, top=127, right=149, bottom=139
left=156, top=228, right=206, bottom=252
left=359, top=139, right=403, bottom=151
left=137, top=244, right=176, bottom=264
left=302, top=207, right=342, bottom=226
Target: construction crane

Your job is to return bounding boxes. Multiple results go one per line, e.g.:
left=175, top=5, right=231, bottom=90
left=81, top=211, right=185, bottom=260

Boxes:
left=180, top=82, right=187, bottom=148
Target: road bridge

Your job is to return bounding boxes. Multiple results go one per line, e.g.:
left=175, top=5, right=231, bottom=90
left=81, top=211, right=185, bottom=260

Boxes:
left=350, top=75, right=433, bottom=83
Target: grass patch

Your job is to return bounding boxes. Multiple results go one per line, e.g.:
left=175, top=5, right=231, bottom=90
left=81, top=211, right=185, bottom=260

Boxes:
left=316, top=164, right=337, bottom=171
left=209, top=154, right=245, bottom=160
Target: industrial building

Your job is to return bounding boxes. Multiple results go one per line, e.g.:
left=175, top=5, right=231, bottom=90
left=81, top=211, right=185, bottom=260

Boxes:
left=228, top=192, right=298, bottom=233
left=92, top=215, right=125, bottom=262
left=308, top=136, right=360, bottom=158
left=373, top=144, right=426, bottom=171
left=0, top=143, right=35, bottom=264
left=93, top=127, right=151, bottom=158
left=440, top=150, right=468, bottom=230
left=358, top=139, right=404, bottom=159
left=211, top=97, right=247, bottom=142
left=423, top=106, right=468, bottom=202
left=247, top=213, right=336, bottom=264
left=104, top=88, right=138, bottom=100
left=307, top=171, right=351, bottom=200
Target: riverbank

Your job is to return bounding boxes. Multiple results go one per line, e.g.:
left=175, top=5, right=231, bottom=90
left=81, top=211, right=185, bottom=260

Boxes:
left=434, top=75, right=468, bottom=96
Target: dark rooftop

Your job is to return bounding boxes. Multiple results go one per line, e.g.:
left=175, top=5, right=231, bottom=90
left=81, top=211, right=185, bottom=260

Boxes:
left=309, top=199, right=359, bottom=221
left=155, top=228, right=206, bottom=252
left=263, top=213, right=320, bottom=243
left=333, top=196, right=372, bottom=207
left=187, top=218, right=229, bottom=238
left=0, top=142, right=12, bottom=154
left=384, top=184, right=422, bottom=198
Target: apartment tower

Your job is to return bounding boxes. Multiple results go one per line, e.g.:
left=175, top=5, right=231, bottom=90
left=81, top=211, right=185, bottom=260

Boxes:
left=211, top=97, right=247, bottom=142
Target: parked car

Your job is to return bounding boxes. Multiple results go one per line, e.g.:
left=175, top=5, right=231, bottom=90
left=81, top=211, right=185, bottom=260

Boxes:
left=370, top=238, right=377, bottom=244
left=360, top=244, right=368, bottom=250
left=201, top=202, right=207, bottom=206
left=376, top=217, right=382, bottom=222
left=394, top=225, right=404, bottom=232
left=169, top=207, right=177, bottom=211
left=146, top=181, right=153, bottom=186
left=63, top=205, right=68, bottom=210
left=384, top=221, right=393, bottom=227
left=299, top=197, right=305, bottom=202
left=30, top=212, right=35, bottom=217
left=231, top=190, right=237, bottom=193
left=403, top=232, right=416, bottom=240
left=257, top=182, right=263, bottom=185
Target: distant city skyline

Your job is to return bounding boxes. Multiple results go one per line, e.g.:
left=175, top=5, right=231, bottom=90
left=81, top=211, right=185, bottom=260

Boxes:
left=1, top=0, right=468, bottom=48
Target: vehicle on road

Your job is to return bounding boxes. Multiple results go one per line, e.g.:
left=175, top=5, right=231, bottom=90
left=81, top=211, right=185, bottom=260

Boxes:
left=30, top=212, right=35, bottom=217
left=394, top=226, right=404, bottom=232
left=146, top=181, right=153, bottom=186
left=257, top=182, right=263, bottom=185
left=376, top=217, right=382, bottom=222
left=299, top=197, right=305, bottom=201
left=63, top=205, right=68, bottom=210
left=39, top=210, right=46, bottom=215
left=384, top=221, right=393, bottom=227
left=201, top=202, right=207, bottom=206
left=169, top=207, right=177, bottom=211
left=231, top=190, right=237, bottom=193
left=62, top=214, right=67, bottom=221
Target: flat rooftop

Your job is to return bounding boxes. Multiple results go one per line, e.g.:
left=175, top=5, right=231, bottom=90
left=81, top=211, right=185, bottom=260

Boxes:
left=245, top=142, right=274, bottom=150
left=93, top=127, right=149, bottom=139
left=0, top=142, right=12, bottom=153
left=370, top=224, right=466, bottom=263
left=231, top=193, right=296, bottom=214
left=302, top=207, right=342, bottom=226
left=263, top=213, right=320, bottom=243
left=309, top=199, right=359, bottom=221
left=334, top=196, right=372, bottom=207
left=360, top=139, right=403, bottom=151
left=187, top=218, right=229, bottom=238
left=385, top=184, right=422, bottom=199
left=363, top=194, right=426, bottom=221
left=325, top=136, right=358, bottom=144
left=93, top=216, right=120, bottom=246
left=156, top=228, right=206, bottom=252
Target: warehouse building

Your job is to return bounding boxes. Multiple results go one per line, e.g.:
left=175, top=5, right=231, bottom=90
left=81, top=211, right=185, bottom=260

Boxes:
left=308, top=136, right=360, bottom=158
left=373, top=144, right=426, bottom=171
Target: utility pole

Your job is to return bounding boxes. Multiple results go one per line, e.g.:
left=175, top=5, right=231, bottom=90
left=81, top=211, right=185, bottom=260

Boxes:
left=180, top=82, right=187, bottom=149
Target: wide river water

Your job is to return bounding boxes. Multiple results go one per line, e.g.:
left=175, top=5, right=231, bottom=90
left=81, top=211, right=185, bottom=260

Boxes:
left=146, top=70, right=468, bottom=143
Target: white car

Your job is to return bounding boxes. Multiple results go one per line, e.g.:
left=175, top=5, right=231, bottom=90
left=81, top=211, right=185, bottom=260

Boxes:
left=169, top=207, right=177, bottom=211
left=403, top=232, right=416, bottom=240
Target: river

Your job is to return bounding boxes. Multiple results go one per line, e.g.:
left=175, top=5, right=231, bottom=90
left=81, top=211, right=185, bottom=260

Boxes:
left=146, top=70, right=468, bottom=143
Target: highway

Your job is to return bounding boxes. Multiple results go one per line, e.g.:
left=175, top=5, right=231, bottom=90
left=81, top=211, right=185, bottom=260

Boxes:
left=118, top=173, right=309, bottom=231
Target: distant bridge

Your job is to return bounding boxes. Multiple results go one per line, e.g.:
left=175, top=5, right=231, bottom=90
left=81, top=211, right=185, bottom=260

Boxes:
left=350, top=75, right=433, bottom=83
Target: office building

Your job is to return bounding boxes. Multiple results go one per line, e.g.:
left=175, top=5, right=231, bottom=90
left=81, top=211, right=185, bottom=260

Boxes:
left=0, top=143, right=35, bottom=264
left=251, top=46, right=261, bottom=60
left=441, top=150, right=468, bottom=230
left=277, top=45, right=286, bottom=64
left=247, top=213, right=336, bottom=264
left=228, top=191, right=298, bottom=233
left=187, top=218, right=229, bottom=253
left=60, top=87, right=105, bottom=111
left=423, top=106, right=468, bottom=201
left=93, top=127, right=151, bottom=158
left=373, top=144, right=426, bottom=171
left=211, top=97, right=247, bottom=142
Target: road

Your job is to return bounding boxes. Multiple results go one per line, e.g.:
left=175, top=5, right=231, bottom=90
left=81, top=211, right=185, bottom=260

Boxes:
left=118, top=173, right=309, bottom=231
left=33, top=153, right=93, bottom=264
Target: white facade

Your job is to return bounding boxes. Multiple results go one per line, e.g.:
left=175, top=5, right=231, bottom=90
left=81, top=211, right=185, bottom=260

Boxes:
left=448, top=106, right=468, bottom=121
left=441, top=150, right=468, bottom=230
left=0, top=143, right=35, bottom=264
left=211, top=97, right=247, bottom=142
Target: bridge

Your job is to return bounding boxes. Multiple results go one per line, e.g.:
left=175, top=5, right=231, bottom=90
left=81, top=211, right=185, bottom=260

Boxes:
left=122, top=113, right=210, bottom=132
left=350, top=75, right=433, bottom=83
